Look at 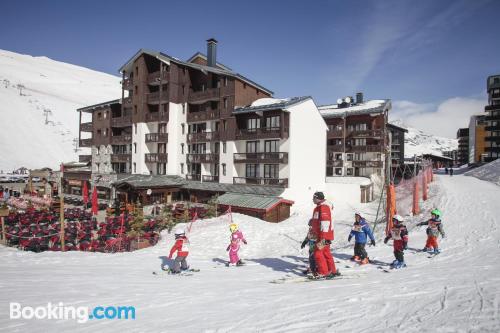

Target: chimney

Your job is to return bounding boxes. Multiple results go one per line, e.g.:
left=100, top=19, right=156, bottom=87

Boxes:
left=356, top=92, right=364, bottom=104
left=206, top=38, right=218, bottom=67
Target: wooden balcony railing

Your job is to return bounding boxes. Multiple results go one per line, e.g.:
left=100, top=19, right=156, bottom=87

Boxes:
left=327, top=145, right=344, bottom=152
left=327, top=130, right=344, bottom=138
left=327, top=160, right=343, bottom=167
left=236, top=127, right=285, bottom=140
left=80, top=122, right=92, bottom=132
left=122, top=78, right=133, bottom=90
left=145, top=153, right=168, bottom=163
left=202, top=175, right=219, bottom=182
left=79, top=155, right=91, bottom=163
left=111, top=116, right=132, bottom=127
left=187, top=131, right=220, bottom=143
left=185, top=174, right=201, bottom=181
left=233, top=152, right=288, bottom=164
left=145, top=111, right=169, bottom=122
left=111, top=154, right=131, bottom=163
left=122, top=97, right=132, bottom=106
left=348, top=129, right=383, bottom=138
left=352, top=160, right=383, bottom=168
left=79, top=138, right=92, bottom=147
left=347, top=145, right=383, bottom=153
left=186, top=153, right=219, bottom=163
left=186, top=109, right=220, bottom=122
left=233, top=177, right=288, bottom=187
left=145, top=133, right=168, bottom=143
left=147, top=71, right=169, bottom=84
left=188, top=88, right=220, bottom=104
left=146, top=92, right=169, bottom=104
left=110, top=134, right=132, bottom=144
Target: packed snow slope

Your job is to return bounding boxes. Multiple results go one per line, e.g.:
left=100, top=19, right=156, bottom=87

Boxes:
left=1, top=175, right=500, bottom=332
left=0, top=49, right=121, bottom=172
left=465, top=158, right=500, bottom=186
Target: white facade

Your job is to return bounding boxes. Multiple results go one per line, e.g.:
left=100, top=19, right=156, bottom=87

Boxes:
left=166, top=102, right=187, bottom=176
left=132, top=122, right=150, bottom=175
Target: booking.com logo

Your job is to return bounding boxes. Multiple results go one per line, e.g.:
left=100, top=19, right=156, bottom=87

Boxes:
left=10, top=302, right=136, bottom=323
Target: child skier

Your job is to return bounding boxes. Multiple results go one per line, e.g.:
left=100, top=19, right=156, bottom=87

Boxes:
left=168, top=227, right=190, bottom=274
left=348, top=212, right=376, bottom=264
left=417, top=209, right=445, bottom=254
left=300, top=219, right=317, bottom=274
left=384, top=215, right=408, bottom=269
left=227, top=223, right=247, bottom=266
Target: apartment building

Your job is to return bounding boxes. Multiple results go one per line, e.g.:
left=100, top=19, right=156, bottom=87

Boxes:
left=485, top=74, right=500, bottom=162
left=468, top=114, right=487, bottom=164
left=456, top=128, right=469, bottom=165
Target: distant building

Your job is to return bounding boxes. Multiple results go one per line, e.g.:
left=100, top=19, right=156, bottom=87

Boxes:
left=468, top=115, right=487, bottom=165
left=485, top=74, right=500, bottom=162
left=456, top=128, right=469, bottom=166
left=443, top=150, right=458, bottom=166
left=387, top=123, right=408, bottom=176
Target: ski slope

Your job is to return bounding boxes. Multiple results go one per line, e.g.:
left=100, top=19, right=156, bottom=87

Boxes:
left=0, top=174, right=499, bottom=332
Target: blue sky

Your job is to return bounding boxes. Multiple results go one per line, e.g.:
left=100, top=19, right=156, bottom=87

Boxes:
left=1, top=0, right=499, bottom=137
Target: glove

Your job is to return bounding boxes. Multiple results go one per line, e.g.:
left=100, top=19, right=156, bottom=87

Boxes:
left=403, top=242, right=408, bottom=250
left=384, top=237, right=389, bottom=244
left=370, top=239, right=376, bottom=246
left=226, top=245, right=230, bottom=251
left=300, top=239, right=307, bottom=249
left=243, top=240, right=248, bottom=245
left=348, top=235, right=352, bottom=242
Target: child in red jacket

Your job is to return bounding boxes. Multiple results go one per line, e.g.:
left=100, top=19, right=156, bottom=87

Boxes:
left=168, top=227, right=190, bottom=273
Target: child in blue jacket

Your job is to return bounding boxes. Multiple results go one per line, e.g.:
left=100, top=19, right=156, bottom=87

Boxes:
left=348, top=212, right=376, bottom=264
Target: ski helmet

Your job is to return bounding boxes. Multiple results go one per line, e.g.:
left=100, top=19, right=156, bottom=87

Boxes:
left=393, top=215, right=404, bottom=223
left=355, top=212, right=364, bottom=219
left=431, top=209, right=441, bottom=217
left=229, top=223, right=238, bottom=233
left=313, top=191, right=325, bottom=200
left=174, top=227, right=185, bottom=236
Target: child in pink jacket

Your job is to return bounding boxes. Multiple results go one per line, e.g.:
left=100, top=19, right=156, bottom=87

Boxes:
left=227, top=223, right=247, bottom=266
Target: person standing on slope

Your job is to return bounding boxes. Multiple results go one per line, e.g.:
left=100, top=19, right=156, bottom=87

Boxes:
left=301, top=219, right=317, bottom=275
left=168, top=227, right=190, bottom=274
left=226, top=223, right=247, bottom=266
left=348, top=212, right=376, bottom=265
left=310, top=191, right=339, bottom=278
left=417, top=209, right=445, bottom=254
left=384, top=215, right=408, bottom=268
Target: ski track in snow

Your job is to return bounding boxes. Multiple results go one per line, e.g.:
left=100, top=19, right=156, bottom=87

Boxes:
left=1, top=174, right=500, bottom=332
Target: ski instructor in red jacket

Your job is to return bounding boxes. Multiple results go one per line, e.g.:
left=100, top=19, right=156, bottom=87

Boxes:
left=310, top=191, right=338, bottom=278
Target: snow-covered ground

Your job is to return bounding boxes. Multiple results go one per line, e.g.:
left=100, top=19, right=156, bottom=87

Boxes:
left=465, top=159, right=500, bottom=186
left=0, top=49, right=121, bottom=172
left=1, top=173, right=499, bottom=332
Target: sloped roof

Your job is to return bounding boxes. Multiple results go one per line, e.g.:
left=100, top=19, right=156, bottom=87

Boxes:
left=113, top=175, right=186, bottom=189
left=119, top=49, right=273, bottom=95
left=217, top=192, right=293, bottom=211
left=233, top=96, right=311, bottom=114
left=182, top=181, right=285, bottom=196
left=318, top=99, right=391, bottom=118
left=186, top=52, right=233, bottom=71
left=77, top=99, right=121, bottom=113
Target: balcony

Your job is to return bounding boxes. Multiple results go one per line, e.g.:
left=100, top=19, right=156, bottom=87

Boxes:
left=485, top=146, right=500, bottom=153
left=352, top=160, right=383, bottom=168
left=145, top=111, right=169, bottom=123
left=145, top=153, right=168, bottom=163
left=147, top=92, right=169, bottom=104
left=122, top=97, right=132, bottom=106
left=188, top=88, right=220, bottom=104
left=186, top=109, right=220, bottom=122
left=122, top=78, right=133, bottom=90
left=327, top=145, right=344, bottom=152
left=145, top=133, right=168, bottom=143
left=110, top=134, right=132, bottom=144
left=485, top=105, right=500, bottom=111
left=79, top=155, right=91, bottom=163
left=233, top=177, right=288, bottom=187
left=186, top=153, right=219, bottom=164
left=347, top=145, right=383, bottom=153
left=236, top=127, right=285, bottom=140
left=185, top=174, right=201, bottom=181
left=485, top=125, right=500, bottom=131
left=485, top=137, right=500, bottom=142
left=80, top=122, right=92, bottom=132
left=233, top=152, right=288, bottom=164
left=327, top=160, right=343, bottom=167
left=202, top=175, right=219, bottom=182
left=111, top=116, right=132, bottom=127
left=187, top=131, right=220, bottom=143
left=348, top=129, right=383, bottom=138
left=111, top=154, right=131, bottom=163
left=327, top=130, right=344, bottom=138
left=147, top=71, right=169, bottom=85
left=79, top=138, right=92, bottom=147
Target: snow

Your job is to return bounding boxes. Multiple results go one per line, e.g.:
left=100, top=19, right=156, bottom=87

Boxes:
left=318, top=99, right=387, bottom=117
left=1, top=174, right=499, bottom=332
left=465, top=158, right=500, bottom=186
left=250, top=97, right=289, bottom=107
left=0, top=49, right=121, bottom=172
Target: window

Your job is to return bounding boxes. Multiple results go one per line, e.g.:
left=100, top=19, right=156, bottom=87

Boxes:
left=335, top=168, right=342, bottom=176
left=181, top=124, right=185, bottom=135
left=354, top=153, right=364, bottom=161
left=246, top=141, right=259, bottom=153
left=224, top=77, right=228, bottom=86
left=96, top=163, right=100, bottom=172
left=222, top=163, right=226, bottom=176
left=103, top=129, right=108, bottom=137
left=346, top=154, right=353, bottom=161
left=223, top=120, right=227, bottom=130
left=224, top=98, right=228, bottom=109
left=246, top=164, right=259, bottom=178
left=134, top=106, right=137, bottom=115
left=264, top=164, right=278, bottom=178
left=181, top=143, right=184, bottom=154
left=134, top=124, right=137, bottom=134
left=134, top=143, right=137, bottom=153
left=181, top=163, right=184, bottom=174
left=135, top=66, right=138, bottom=76
left=182, top=104, right=185, bottom=114
left=135, top=86, right=138, bottom=95
left=97, top=129, right=102, bottom=136
left=247, top=118, right=260, bottom=131
left=354, top=138, right=366, bottom=146
left=182, top=85, right=185, bottom=95
left=243, top=83, right=247, bottom=89
left=103, top=111, right=107, bottom=119
left=335, top=153, right=342, bottom=160
left=264, top=140, right=279, bottom=153
left=266, top=116, right=280, bottom=129
left=97, top=112, right=102, bottom=119
left=223, top=142, right=227, bottom=153
left=133, top=163, right=136, bottom=173
left=347, top=168, right=353, bottom=176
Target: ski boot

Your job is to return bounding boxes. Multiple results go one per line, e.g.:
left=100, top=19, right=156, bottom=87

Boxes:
left=390, top=260, right=400, bottom=268
left=236, top=259, right=245, bottom=266
left=359, top=258, right=369, bottom=265
left=433, top=248, right=440, bottom=254
left=422, top=247, right=432, bottom=253
left=351, top=255, right=360, bottom=262
left=393, top=261, right=406, bottom=269
left=326, top=270, right=341, bottom=280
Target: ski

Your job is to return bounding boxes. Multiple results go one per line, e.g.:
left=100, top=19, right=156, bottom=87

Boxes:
left=270, top=273, right=364, bottom=284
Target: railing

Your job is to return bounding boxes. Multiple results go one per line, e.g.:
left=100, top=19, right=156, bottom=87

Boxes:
left=145, top=133, right=168, bottom=143
left=236, top=127, right=284, bottom=140
left=327, top=160, right=343, bottom=167
left=110, top=134, right=132, bottom=144
left=79, top=138, right=92, bottom=147
left=185, top=174, right=201, bottom=181
left=233, top=177, right=288, bottom=187
left=111, top=116, right=132, bottom=127
left=147, top=71, right=169, bottom=84
left=202, top=175, right=219, bottom=182
left=79, top=155, right=91, bottom=163
left=145, top=111, right=169, bottom=122
left=187, top=131, right=220, bottom=143
left=485, top=125, right=500, bottom=131
left=188, top=88, right=220, bottom=104
left=348, top=129, right=383, bottom=137
left=327, top=145, right=344, bottom=152
left=122, top=97, right=132, bottom=106
left=485, top=105, right=500, bottom=111
left=186, top=109, right=220, bottom=122
left=233, top=152, right=288, bottom=164
left=186, top=153, right=219, bottom=163
left=145, top=153, right=168, bottom=163
left=122, top=78, right=133, bottom=90
left=146, top=92, right=169, bottom=104
left=327, top=130, right=344, bottom=138
left=111, top=154, right=131, bottom=163
left=352, top=160, right=383, bottom=168
left=80, top=122, right=93, bottom=132
left=347, top=145, right=383, bottom=153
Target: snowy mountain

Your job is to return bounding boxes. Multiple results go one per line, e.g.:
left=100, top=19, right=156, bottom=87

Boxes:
left=391, top=120, right=458, bottom=158
left=0, top=49, right=121, bottom=172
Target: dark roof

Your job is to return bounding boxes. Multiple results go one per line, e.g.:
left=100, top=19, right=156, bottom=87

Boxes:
left=233, top=96, right=311, bottom=115
left=77, top=99, right=121, bottom=113
left=119, top=49, right=273, bottom=95
left=387, top=123, right=409, bottom=133
left=182, top=180, right=285, bottom=196
left=186, top=52, right=232, bottom=71
left=217, top=193, right=293, bottom=211
left=112, top=175, right=186, bottom=189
